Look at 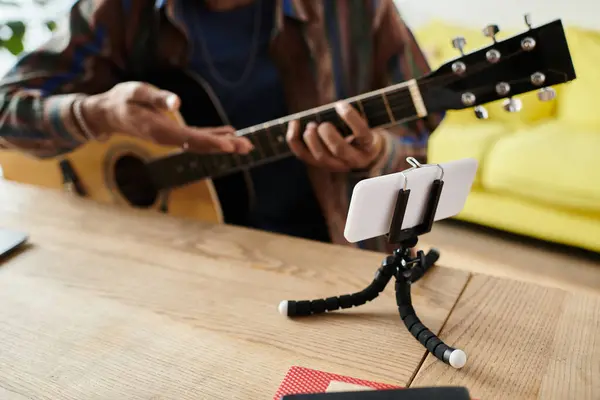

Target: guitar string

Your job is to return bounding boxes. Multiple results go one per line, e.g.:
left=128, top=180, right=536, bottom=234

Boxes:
left=170, top=44, right=528, bottom=169
left=310, top=46, right=531, bottom=124
left=321, top=44, right=533, bottom=131
left=219, top=45, right=530, bottom=152
left=137, top=39, right=573, bottom=190
left=225, top=45, right=529, bottom=143
left=118, top=32, right=571, bottom=191
left=196, top=54, right=537, bottom=176
left=144, top=76, right=535, bottom=189
left=143, top=46, right=546, bottom=186
left=240, top=77, right=531, bottom=156
left=158, top=79, right=527, bottom=184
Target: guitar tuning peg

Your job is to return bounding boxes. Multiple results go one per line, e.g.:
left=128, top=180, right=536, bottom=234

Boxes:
left=537, top=87, right=557, bottom=102
left=524, top=13, right=533, bottom=29
left=483, top=24, right=500, bottom=43
left=451, top=36, right=466, bottom=55
left=503, top=98, right=522, bottom=113
left=474, top=106, right=489, bottom=119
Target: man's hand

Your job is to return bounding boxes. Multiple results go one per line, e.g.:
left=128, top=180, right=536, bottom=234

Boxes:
left=80, top=82, right=253, bottom=154
left=286, top=102, right=383, bottom=172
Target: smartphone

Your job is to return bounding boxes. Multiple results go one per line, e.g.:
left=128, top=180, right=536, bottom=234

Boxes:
left=0, top=228, right=28, bottom=260
left=344, top=158, right=478, bottom=243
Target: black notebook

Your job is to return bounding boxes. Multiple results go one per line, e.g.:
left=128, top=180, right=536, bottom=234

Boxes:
left=282, top=387, right=471, bottom=400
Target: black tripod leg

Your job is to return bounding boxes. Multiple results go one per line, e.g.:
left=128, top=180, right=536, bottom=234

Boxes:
left=424, top=248, right=440, bottom=269
left=406, top=248, right=440, bottom=283
left=279, top=256, right=397, bottom=317
left=395, top=279, right=466, bottom=369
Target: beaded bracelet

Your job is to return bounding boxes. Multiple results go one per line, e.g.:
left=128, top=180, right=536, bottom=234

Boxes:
left=72, top=97, right=109, bottom=142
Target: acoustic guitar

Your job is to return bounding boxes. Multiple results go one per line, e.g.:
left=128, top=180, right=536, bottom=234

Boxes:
left=0, top=18, right=576, bottom=224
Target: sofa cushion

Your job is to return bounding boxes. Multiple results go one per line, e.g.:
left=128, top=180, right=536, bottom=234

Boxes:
left=456, top=190, right=600, bottom=253
left=482, top=121, right=600, bottom=213
left=555, top=27, right=600, bottom=127
left=415, top=21, right=558, bottom=126
left=427, top=120, right=511, bottom=185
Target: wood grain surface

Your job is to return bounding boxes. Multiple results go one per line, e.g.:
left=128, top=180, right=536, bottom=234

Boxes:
left=410, top=274, right=600, bottom=400
left=0, top=181, right=469, bottom=399
left=420, top=222, right=600, bottom=296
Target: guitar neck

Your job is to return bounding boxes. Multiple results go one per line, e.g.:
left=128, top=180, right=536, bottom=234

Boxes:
left=148, top=79, right=423, bottom=190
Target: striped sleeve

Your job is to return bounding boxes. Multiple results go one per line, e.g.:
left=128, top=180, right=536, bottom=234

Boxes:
left=366, top=0, right=445, bottom=177
left=0, top=0, right=127, bottom=158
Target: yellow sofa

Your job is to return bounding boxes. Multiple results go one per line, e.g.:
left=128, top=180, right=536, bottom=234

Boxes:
left=415, top=21, right=600, bottom=253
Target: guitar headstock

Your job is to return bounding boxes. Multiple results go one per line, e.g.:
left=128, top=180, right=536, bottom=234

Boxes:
left=419, top=15, right=576, bottom=117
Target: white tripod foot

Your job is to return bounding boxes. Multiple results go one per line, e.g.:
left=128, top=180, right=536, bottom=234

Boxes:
left=448, top=349, right=467, bottom=369
left=278, top=300, right=289, bottom=316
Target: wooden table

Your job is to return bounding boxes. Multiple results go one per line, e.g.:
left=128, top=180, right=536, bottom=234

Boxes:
left=0, top=181, right=598, bottom=399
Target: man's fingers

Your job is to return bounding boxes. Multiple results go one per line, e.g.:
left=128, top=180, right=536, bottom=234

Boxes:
left=184, top=126, right=254, bottom=154
left=334, top=101, right=373, bottom=149
left=126, top=82, right=180, bottom=111
left=173, top=125, right=254, bottom=154
left=163, top=92, right=180, bottom=111
left=135, top=108, right=250, bottom=153
left=133, top=109, right=184, bottom=146
left=317, top=122, right=362, bottom=165
left=303, top=122, right=348, bottom=171
left=303, top=122, right=327, bottom=160
left=183, top=133, right=238, bottom=153
left=286, top=120, right=314, bottom=163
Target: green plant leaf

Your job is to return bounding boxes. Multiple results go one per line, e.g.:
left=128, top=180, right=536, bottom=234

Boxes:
left=46, top=20, right=57, bottom=32
left=0, top=21, right=26, bottom=55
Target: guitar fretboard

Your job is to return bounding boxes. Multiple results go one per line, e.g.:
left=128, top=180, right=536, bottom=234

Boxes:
left=148, top=80, right=423, bottom=190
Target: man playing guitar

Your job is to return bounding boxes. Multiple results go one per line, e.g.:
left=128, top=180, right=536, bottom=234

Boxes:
left=0, top=0, right=443, bottom=251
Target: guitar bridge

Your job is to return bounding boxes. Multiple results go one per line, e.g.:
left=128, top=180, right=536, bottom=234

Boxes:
left=59, top=159, right=86, bottom=196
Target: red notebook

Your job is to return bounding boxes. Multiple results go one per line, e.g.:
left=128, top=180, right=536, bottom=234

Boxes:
left=274, top=366, right=401, bottom=399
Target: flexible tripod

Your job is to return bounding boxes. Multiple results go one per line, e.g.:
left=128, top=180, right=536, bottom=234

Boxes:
left=278, top=161, right=467, bottom=369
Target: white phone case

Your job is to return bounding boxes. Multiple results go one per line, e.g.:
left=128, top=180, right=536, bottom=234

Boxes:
left=344, top=158, right=478, bottom=243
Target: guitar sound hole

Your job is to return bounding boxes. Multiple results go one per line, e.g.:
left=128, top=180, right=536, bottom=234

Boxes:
left=113, top=155, right=158, bottom=208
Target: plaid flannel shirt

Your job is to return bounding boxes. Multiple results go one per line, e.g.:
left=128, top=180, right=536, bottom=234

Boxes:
left=0, top=0, right=444, bottom=251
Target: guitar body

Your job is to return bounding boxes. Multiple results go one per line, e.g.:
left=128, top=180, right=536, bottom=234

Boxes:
left=0, top=68, right=228, bottom=224
left=0, top=135, right=224, bottom=224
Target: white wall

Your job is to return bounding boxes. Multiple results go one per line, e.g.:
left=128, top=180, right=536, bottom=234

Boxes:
left=1, top=0, right=598, bottom=76
left=395, top=0, right=599, bottom=31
